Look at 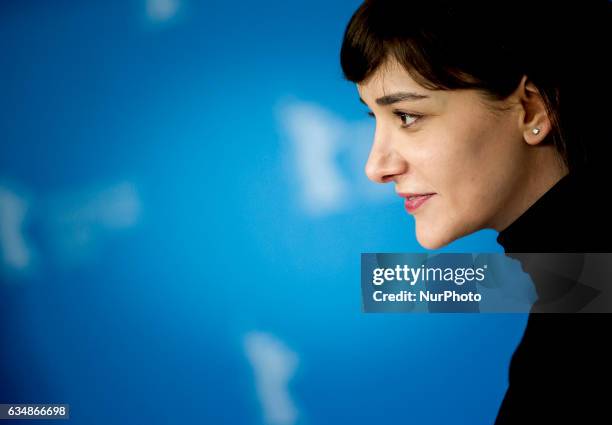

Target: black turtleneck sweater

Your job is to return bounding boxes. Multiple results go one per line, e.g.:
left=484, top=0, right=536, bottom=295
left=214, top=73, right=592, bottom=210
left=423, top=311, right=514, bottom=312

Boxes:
left=494, top=170, right=612, bottom=423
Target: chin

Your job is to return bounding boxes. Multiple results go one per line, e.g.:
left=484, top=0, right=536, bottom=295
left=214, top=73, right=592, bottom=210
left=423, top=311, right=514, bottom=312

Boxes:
left=415, top=226, right=453, bottom=250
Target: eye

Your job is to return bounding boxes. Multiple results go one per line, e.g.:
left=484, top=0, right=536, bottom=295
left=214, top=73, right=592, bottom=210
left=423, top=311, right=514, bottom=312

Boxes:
left=366, top=110, right=422, bottom=129
left=393, top=111, right=422, bottom=128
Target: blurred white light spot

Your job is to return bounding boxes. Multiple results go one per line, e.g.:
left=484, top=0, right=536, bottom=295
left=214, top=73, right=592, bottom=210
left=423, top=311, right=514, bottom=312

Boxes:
left=67, top=182, right=141, bottom=229
left=0, top=180, right=142, bottom=280
left=244, top=331, right=299, bottom=425
left=0, top=186, right=31, bottom=270
left=280, top=102, right=349, bottom=216
left=146, top=0, right=180, bottom=22
left=46, top=181, right=141, bottom=265
left=278, top=99, right=393, bottom=217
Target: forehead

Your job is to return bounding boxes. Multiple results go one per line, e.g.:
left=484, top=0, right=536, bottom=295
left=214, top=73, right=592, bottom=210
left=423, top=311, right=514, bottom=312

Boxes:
left=357, top=57, right=440, bottom=105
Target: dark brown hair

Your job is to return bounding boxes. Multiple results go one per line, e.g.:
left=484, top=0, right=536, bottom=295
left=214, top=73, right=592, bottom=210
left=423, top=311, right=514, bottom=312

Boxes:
left=340, top=0, right=611, bottom=177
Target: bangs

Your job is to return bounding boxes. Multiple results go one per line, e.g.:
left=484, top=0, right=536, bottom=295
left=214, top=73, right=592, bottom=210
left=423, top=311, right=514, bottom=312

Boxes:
left=339, top=1, right=518, bottom=93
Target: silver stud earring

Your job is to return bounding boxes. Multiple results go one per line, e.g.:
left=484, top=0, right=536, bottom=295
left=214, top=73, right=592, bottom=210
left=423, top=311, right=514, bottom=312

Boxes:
left=532, top=127, right=541, bottom=135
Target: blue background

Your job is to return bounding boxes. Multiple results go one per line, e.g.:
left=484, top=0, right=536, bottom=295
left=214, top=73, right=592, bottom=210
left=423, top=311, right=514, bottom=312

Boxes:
left=0, top=1, right=527, bottom=424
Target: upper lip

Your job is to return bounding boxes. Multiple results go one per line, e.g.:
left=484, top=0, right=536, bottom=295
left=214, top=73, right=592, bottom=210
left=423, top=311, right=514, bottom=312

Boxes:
left=397, top=192, right=436, bottom=198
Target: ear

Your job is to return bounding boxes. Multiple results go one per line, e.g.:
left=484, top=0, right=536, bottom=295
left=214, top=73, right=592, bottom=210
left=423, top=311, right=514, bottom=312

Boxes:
left=515, top=75, right=551, bottom=146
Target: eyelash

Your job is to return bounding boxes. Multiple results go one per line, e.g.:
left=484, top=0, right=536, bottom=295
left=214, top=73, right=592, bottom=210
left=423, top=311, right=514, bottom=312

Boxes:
left=367, top=110, right=422, bottom=128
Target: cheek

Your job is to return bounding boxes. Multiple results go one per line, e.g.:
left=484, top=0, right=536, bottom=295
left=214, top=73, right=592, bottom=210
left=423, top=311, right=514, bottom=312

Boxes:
left=421, top=114, right=521, bottom=222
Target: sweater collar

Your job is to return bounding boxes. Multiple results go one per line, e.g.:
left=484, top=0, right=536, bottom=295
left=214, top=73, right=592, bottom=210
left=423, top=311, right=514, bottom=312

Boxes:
left=496, top=171, right=587, bottom=253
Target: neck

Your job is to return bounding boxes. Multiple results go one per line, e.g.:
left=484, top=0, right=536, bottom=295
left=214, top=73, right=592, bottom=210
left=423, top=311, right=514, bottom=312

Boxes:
left=493, top=146, right=568, bottom=232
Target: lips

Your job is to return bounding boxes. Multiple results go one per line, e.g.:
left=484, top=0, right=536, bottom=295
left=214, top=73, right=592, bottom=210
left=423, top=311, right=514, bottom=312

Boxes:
left=398, top=192, right=436, bottom=213
left=397, top=192, right=436, bottom=199
left=406, top=194, right=433, bottom=200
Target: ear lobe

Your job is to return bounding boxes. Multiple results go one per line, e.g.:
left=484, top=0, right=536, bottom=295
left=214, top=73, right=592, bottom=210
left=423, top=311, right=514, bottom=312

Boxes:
left=515, top=75, right=551, bottom=146
left=524, top=123, right=550, bottom=146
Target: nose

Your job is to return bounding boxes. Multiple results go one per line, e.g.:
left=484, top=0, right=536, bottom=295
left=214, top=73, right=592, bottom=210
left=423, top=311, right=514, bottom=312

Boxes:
left=364, top=136, right=407, bottom=184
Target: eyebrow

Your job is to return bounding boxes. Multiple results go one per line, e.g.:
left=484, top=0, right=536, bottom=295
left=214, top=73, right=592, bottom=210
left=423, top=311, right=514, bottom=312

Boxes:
left=359, top=91, right=430, bottom=106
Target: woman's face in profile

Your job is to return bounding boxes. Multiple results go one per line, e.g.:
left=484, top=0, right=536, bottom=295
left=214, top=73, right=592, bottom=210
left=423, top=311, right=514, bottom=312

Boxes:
left=357, top=57, right=534, bottom=249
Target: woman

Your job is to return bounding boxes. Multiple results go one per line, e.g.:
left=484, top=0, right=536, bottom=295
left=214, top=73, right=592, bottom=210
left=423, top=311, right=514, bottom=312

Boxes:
left=340, top=1, right=611, bottom=423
